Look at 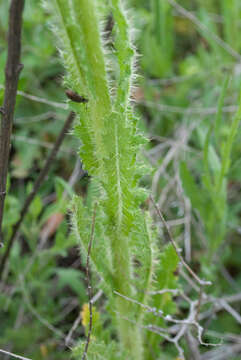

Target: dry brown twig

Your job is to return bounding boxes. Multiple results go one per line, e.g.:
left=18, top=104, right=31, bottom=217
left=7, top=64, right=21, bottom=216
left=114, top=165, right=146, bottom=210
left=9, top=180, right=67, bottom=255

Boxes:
left=0, top=0, right=25, bottom=244
left=65, top=289, right=103, bottom=347
left=0, top=111, right=76, bottom=279
left=150, top=196, right=211, bottom=288
left=115, top=289, right=220, bottom=360
left=20, top=157, right=83, bottom=280
left=0, top=85, right=67, bottom=110
left=136, top=100, right=239, bottom=116
left=82, top=203, right=97, bottom=360
left=12, top=134, right=73, bottom=154
left=167, top=0, right=241, bottom=62
left=0, top=348, right=31, bottom=360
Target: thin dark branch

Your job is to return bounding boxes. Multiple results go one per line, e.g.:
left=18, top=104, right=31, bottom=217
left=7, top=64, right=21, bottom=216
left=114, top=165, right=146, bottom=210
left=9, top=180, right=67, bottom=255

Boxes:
left=0, top=111, right=76, bottom=279
left=150, top=196, right=211, bottom=288
left=65, top=289, right=103, bottom=347
left=82, top=204, right=97, bottom=360
left=0, top=0, right=25, bottom=244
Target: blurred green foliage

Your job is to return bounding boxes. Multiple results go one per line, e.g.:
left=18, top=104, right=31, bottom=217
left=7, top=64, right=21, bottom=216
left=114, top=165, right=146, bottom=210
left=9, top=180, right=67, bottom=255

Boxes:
left=0, top=0, right=240, bottom=359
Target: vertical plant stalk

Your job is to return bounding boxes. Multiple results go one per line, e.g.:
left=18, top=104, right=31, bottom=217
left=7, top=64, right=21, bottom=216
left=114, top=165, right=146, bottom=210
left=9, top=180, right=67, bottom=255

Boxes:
left=0, top=111, right=75, bottom=279
left=72, top=0, right=112, bottom=163
left=47, top=1, right=153, bottom=358
left=75, top=1, right=142, bottom=356
left=107, top=3, right=146, bottom=357
left=0, top=0, right=25, bottom=243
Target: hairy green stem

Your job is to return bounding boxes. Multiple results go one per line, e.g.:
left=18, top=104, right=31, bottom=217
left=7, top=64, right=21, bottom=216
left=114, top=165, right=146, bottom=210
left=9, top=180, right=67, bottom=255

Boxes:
left=46, top=0, right=155, bottom=358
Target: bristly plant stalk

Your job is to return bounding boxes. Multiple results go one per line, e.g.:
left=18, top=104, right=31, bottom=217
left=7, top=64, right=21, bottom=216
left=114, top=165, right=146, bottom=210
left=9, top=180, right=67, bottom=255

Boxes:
left=44, top=0, right=158, bottom=358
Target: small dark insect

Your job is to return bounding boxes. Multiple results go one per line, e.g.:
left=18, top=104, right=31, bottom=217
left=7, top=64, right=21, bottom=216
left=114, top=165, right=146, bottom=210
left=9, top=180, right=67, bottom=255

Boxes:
left=65, top=89, right=88, bottom=103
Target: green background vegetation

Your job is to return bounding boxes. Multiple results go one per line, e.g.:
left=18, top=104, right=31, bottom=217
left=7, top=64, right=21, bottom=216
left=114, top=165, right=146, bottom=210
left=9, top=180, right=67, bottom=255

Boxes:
left=0, top=0, right=240, bottom=359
